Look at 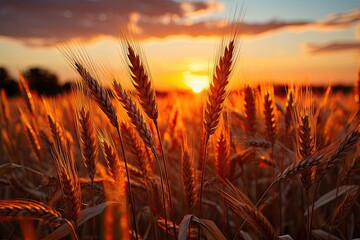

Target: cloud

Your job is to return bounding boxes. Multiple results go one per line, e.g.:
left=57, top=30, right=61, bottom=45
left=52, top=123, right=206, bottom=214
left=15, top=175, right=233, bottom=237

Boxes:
left=134, top=9, right=359, bottom=39
left=306, top=41, right=360, bottom=54
left=0, top=0, right=359, bottom=46
left=0, top=0, right=222, bottom=44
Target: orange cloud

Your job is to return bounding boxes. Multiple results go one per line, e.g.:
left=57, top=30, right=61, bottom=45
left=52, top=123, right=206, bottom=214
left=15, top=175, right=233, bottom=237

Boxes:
left=305, top=41, right=360, bottom=54
left=0, top=0, right=358, bottom=47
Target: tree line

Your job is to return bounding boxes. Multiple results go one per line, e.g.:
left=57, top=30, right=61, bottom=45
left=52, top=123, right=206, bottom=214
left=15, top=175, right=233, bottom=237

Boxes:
left=0, top=67, right=71, bottom=97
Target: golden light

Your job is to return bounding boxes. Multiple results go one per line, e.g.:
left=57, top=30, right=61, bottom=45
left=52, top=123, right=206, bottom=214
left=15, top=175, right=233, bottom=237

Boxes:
left=183, top=60, right=209, bottom=93
left=184, top=71, right=209, bottom=93
left=191, top=81, right=206, bottom=93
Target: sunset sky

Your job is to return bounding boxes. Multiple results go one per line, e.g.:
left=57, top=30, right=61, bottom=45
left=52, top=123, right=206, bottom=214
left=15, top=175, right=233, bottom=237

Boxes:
left=0, top=0, right=359, bottom=91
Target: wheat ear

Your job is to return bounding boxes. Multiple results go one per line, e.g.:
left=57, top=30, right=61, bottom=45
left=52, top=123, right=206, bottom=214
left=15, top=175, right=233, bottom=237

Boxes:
left=298, top=115, right=315, bottom=191
left=280, top=128, right=359, bottom=182
left=329, top=186, right=360, bottom=231
left=263, top=92, right=276, bottom=145
left=121, top=122, right=152, bottom=179
left=19, top=73, right=35, bottom=115
left=101, top=139, right=121, bottom=184
left=285, top=90, right=294, bottom=131
left=323, top=130, right=360, bottom=171
left=78, top=107, right=97, bottom=181
left=113, top=81, right=155, bottom=148
left=218, top=180, right=278, bottom=240
left=20, top=111, right=42, bottom=166
left=0, top=199, right=79, bottom=240
left=127, top=44, right=158, bottom=121
left=181, top=141, right=197, bottom=212
left=50, top=142, right=81, bottom=224
left=0, top=199, right=63, bottom=225
left=357, top=67, right=360, bottom=107
left=244, top=86, right=256, bottom=136
left=0, top=90, right=10, bottom=126
left=204, top=40, right=234, bottom=137
left=216, top=130, right=230, bottom=179
left=245, top=138, right=271, bottom=149
left=75, top=63, right=118, bottom=129
left=48, top=114, right=66, bottom=150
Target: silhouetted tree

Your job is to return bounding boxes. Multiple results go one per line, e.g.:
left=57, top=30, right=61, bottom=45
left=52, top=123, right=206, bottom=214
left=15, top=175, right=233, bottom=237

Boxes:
left=24, top=68, right=61, bottom=96
left=0, top=67, right=19, bottom=97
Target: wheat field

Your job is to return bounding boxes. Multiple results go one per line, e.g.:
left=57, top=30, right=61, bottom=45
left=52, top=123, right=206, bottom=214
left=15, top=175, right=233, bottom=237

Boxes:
left=0, top=35, right=359, bottom=240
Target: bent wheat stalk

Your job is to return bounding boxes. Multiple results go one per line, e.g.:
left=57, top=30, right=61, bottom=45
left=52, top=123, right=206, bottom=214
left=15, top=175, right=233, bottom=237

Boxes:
left=0, top=199, right=79, bottom=240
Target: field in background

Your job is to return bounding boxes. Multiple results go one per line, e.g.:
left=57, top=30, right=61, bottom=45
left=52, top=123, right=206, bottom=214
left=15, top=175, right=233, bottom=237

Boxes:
left=0, top=73, right=359, bottom=239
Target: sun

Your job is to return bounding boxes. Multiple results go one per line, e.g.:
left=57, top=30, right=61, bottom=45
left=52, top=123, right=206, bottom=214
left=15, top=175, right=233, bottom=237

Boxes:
left=192, top=81, right=205, bottom=93
left=184, top=71, right=209, bottom=93
left=188, top=78, right=209, bottom=93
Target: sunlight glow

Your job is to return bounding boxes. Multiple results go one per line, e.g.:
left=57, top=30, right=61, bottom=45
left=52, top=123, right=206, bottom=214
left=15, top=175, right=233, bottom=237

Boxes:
left=192, top=81, right=206, bottom=93
left=184, top=71, right=209, bottom=93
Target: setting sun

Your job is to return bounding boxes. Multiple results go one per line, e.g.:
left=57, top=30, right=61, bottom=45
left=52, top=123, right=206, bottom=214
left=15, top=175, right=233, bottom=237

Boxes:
left=191, top=81, right=207, bottom=93
left=184, top=71, right=209, bottom=93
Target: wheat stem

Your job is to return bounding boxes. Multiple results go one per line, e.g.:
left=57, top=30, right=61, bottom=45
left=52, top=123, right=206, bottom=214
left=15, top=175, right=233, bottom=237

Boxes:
left=154, top=121, right=177, bottom=238
left=198, top=133, right=209, bottom=239
left=116, top=127, right=139, bottom=240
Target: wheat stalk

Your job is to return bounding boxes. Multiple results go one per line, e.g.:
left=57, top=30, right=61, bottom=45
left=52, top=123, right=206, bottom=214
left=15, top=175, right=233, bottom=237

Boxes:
left=20, top=111, right=42, bottom=164
left=263, top=91, right=276, bottom=145
left=124, top=43, right=177, bottom=236
left=181, top=141, right=197, bottom=212
left=329, top=186, right=360, bottom=230
left=218, top=180, right=278, bottom=240
left=341, top=156, right=360, bottom=183
left=216, top=130, right=230, bottom=179
left=126, top=43, right=158, bottom=121
left=323, top=130, right=360, bottom=171
left=101, top=139, right=121, bottom=184
left=298, top=115, right=315, bottom=191
left=0, top=90, right=10, bottom=126
left=74, top=62, right=139, bottom=239
left=58, top=170, right=82, bottom=222
left=113, top=80, right=168, bottom=237
left=121, top=122, right=152, bottom=179
left=285, top=90, right=294, bottom=131
left=277, top=128, right=360, bottom=182
left=78, top=107, right=97, bottom=181
left=77, top=106, right=97, bottom=240
left=51, top=144, right=82, bottom=223
left=199, top=40, right=235, bottom=232
left=0, top=199, right=63, bottom=225
left=0, top=199, right=79, bottom=240
left=204, top=40, right=234, bottom=137
left=244, top=86, right=256, bottom=136
left=75, top=63, right=119, bottom=129
left=48, top=113, right=66, bottom=150
left=245, top=138, right=271, bottom=149
left=19, top=73, right=35, bottom=115
left=113, top=81, right=155, bottom=149
left=198, top=38, right=236, bottom=240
